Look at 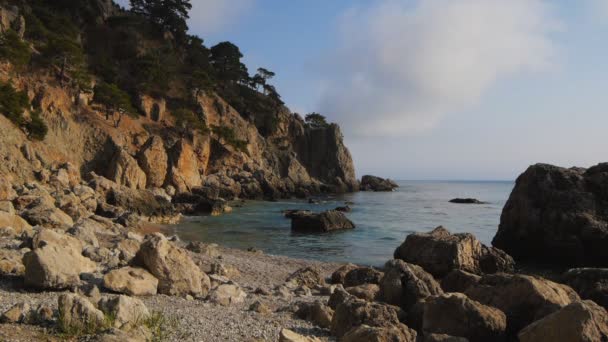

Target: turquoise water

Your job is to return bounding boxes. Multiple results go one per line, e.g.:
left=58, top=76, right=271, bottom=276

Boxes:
left=170, top=181, right=514, bottom=266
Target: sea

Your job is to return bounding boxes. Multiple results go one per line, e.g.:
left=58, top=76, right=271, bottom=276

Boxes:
left=169, top=181, right=515, bottom=267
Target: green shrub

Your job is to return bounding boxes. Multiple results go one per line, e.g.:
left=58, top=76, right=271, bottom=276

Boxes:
left=305, top=112, right=329, bottom=128
left=0, top=29, right=31, bottom=69
left=211, top=125, right=248, bottom=153
left=0, top=81, right=29, bottom=125
left=25, top=110, right=48, bottom=141
left=171, top=108, right=209, bottom=135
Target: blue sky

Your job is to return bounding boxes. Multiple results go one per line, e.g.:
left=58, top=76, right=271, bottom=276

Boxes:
left=115, top=0, right=608, bottom=180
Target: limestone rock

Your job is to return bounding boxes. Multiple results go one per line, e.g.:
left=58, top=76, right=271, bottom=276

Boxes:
left=423, top=334, right=469, bottom=342
left=58, top=294, right=105, bottom=332
left=465, top=273, right=580, bottom=335
left=279, top=328, right=322, bottom=342
left=137, top=136, right=168, bottom=188
left=562, top=268, right=608, bottom=310
left=21, top=203, right=74, bottom=229
left=346, top=284, right=380, bottom=302
left=423, top=293, right=507, bottom=342
left=107, top=149, right=147, bottom=190
left=99, top=295, right=150, bottom=329
left=168, top=140, right=202, bottom=193
left=135, top=233, right=206, bottom=296
left=331, top=298, right=404, bottom=337
left=379, top=259, right=443, bottom=310
left=394, top=226, right=513, bottom=277
left=286, top=267, right=324, bottom=288
left=518, top=300, right=608, bottom=342
left=291, top=210, right=355, bottom=233
left=185, top=241, right=220, bottom=257
left=103, top=267, right=158, bottom=296
left=343, top=267, right=383, bottom=287
left=209, top=284, right=247, bottom=306
left=360, top=175, right=399, bottom=192
left=1, top=303, right=30, bottom=323
left=0, top=249, right=24, bottom=275
left=296, top=301, right=334, bottom=328
left=331, top=263, right=358, bottom=284
left=0, top=178, right=17, bottom=201
left=342, top=324, right=417, bottom=342
left=23, top=229, right=97, bottom=289
left=441, top=270, right=481, bottom=293
left=493, top=163, right=608, bottom=266
left=0, top=211, right=32, bottom=235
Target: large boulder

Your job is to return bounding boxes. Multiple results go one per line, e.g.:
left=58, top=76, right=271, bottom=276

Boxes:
left=23, top=229, right=97, bottom=289
left=441, top=270, right=481, bottom=293
left=394, top=227, right=514, bottom=277
left=518, top=300, right=608, bottom=342
left=562, top=268, right=608, bottom=310
left=0, top=210, right=32, bottom=235
left=107, top=149, right=147, bottom=190
left=58, top=294, right=105, bottom=332
left=98, top=295, right=150, bottom=329
left=135, top=233, right=207, bottom=296
left=331, top=263, right=358, bottom=284
left=291, top=210, right=355, bottom=233
left=465, top=273, right=580, bottom=335
left=343, top=267, right=384, bottom=287
left=379, top=259, right=443, bottom=309
left=137, top=136, right=168, bottom=188
left=360, top=175, right=399, bottom=192
left=493, top=163, right=608, bottom=266
left=331, top=298, right=404, bottom=337
left=21, top=203, right=74, bottom=229
left=342, top=324, right=417, bottom=342
left=286, top=267, right=324, bottom=288
left=0, top=178, right=17, bottom=201
left=168, top=139, right=202, bottom=193
left=422, top=293, right=507, bottom=342
left=103, top=267, right=158, bottom=296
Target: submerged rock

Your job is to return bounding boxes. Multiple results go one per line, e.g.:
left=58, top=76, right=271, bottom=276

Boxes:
left=449, top=198, right=486, bottom=204
left=291, top=210, right=355, bottom=233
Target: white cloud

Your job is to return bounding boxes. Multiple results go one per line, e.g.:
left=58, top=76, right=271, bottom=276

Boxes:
left=113, top=0, right=253, bottom=35
left=317, top=0, right=559, bottom=137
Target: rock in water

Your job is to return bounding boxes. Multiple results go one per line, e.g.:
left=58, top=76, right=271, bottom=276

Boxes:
left=135, top=233, right=207, bottom=297
left=493, top=163, right=608, bottom=266
left=518, top=300, right=608, bottom=342
left=291, top=210, right=355, bottom=233
left=360, top=175, right=399, bottom=191
left=394, top=227, right=514, bottom=277
left=449, top=198, right=486, bottom=204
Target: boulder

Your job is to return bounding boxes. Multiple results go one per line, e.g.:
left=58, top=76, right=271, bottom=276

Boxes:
left=137, top=136, right=168, bottom=188
left=360, top=175, right=399, bottom=192
left=0, top=179, right=17, bottom=201
left=379, top=259, right=443, bottom=309
left=465, top=273, right=580, bottom=335
left=208, top=284, right=247, bottom=306
left=344, top=267, right=384, bottom=287
left=346, top=284, right=380, bottom=302
left=331, top=298, right=404, bottom=337
left=58, top=294, right=105, bottom=332
left=342, top=324, right=417, bottom=342
left=492, top=163, right=608, bottom=266
left=115, top=238, right=141, bottom=262
left=296, top=301, right=334, bottom=328
left=0, top=211, right=32, bottom=235
left=1, top=303, right=30, bottom=323
left=394, top=227, right=513, bottom=277
left=23, top=229, right=97, bottom=289
left=107, top=149, right=147, bottom=190
left=103, top=267, right=158, bottom=296
left=68, top=223, right=99, bottom=248
left=423, top=334, right=469, bottom=342
left=21, top=203, right=74, bottom=230
left=328, top=286, right=354, bottom=310
left=286, top=267, right=324, bottom=288
left=168, top=140, right=202, bottom=193
left=331, top=263, right=358, bottom=284
left=279, top=328, right=322, bottom=342
left=135, top=233, right=207, bottom=296
left=249, top=301, right=272, bottom=315
left=291, top=210, right=355, bottom=233
left=423, top=293, right=507, bottom=342
left=562, top=268, right=608, bottom=310
left=99, top=295, right=150, bottom=329
left=0, top=249, right=25, bottom=275
left=282, top=209, right=312, bottom=219
left=518, top=300, right=608, bottom=342
left=441, top=270, right=481, bottom=293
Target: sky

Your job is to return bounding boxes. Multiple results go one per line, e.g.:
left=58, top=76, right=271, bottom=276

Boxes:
left=114, top=0, right=608, bottom=180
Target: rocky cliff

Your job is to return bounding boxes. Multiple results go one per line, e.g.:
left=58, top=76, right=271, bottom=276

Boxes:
left=0, top=1, right=358, bottom=211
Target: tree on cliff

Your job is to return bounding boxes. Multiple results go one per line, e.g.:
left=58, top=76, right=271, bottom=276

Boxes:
left=305, top=113, right=329, bottom=128
left=210, top=42, right=249, bottom=84
left=172, top=108, right=209, bottom=138
left=130, top=0, right=192, bottom=41
left=93, top=82, right=136, bottom=128
left=41, top=36, right=89, bottom=89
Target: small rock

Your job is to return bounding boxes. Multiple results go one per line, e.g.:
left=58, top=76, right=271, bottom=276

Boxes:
left=279, top=328, right=322, bottom=342
left=250, top=301, right=272, bottom=315
left=99, top=295, right=150, bottom=329
left=1, top=303, right=30, bottom=323
left=209, top=284, right=247, bottom=306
